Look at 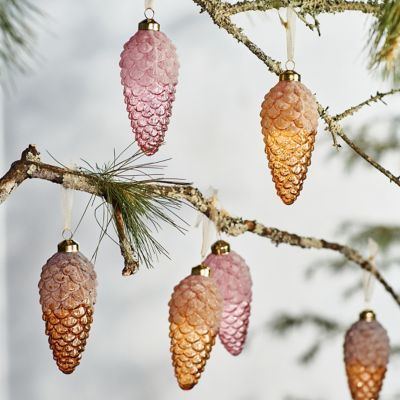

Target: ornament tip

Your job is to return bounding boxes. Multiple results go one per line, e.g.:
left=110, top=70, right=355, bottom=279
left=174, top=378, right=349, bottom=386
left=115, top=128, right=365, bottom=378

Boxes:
left=138, top=18, right=160, bottom=31
left=211, top=240, right=230, bottom=255
left=191, top=264, right=211, bottom=277
left=57, top=239, right=79, bottom=253
left=359, top=309, right=376, bottom=321
left=279, top=70, right=301, bottom=82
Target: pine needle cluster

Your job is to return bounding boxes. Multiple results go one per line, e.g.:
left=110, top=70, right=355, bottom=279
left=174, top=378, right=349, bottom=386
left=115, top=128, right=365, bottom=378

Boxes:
left=80, top=145, right=186, bottom=269
left=369, top=0, right=400, bottom=79
left=0, top=0, right=39, bottom=80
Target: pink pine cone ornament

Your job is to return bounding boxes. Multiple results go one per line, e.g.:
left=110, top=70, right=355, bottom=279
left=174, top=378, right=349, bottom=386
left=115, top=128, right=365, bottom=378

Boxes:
left=168, top=265, right=222, bottom=390
left=260, top=70, right=318, bottom=205
left=120, top=17, right=179, bottom=155
left=203, top=240, right=252, bottom=356
left=38, top=239, right=97, bottom=374
left=344, top=310, right=390, bottom=400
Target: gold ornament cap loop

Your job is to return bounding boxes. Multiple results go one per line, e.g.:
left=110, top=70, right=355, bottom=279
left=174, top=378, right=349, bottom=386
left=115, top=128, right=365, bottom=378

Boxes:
left=279, top=70, right=301, bottom=82
left=211, top=240, right=230, bottom=255
left=191, top=264, right=211, bottom=277
left=359, top=309, right=376, bottom=322
left=138, top=18, right=160, bottom=31
left=58, top=239, right=79, bottom=253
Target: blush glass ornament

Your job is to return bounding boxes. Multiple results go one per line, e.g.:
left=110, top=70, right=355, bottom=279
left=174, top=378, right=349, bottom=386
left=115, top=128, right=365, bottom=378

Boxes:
left=168, top=264, right=222, bottom=390
left=38, top=239, right=97, bottom=374
left=203, top=240, right=252, bottom=356
left=120, top=15, right=179, bottom=156
left=344, top=310, right=390, bottom=400
left=260, top=70, right=318, bottom=205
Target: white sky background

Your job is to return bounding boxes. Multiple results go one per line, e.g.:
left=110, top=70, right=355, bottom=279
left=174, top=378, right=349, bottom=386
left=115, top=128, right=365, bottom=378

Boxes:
left=3, top=1, right=400, bottom=399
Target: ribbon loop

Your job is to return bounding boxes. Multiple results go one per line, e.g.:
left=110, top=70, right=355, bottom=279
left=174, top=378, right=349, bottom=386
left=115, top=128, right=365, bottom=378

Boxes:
left=195, top=188, right=219, bottom=259
left=61, top=187, right=74, bottom=237
left=145, top=0, right=155, bottom=12
left=285, top=7, right=296, bottom=66
left=363, top=238, right=379, bottom=304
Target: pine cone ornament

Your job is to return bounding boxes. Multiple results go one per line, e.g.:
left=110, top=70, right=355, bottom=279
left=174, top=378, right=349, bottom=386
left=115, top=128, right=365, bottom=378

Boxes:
left=344, top=310, right=390, bottom=400
left=38, top=239, right=97, bottom=374
left=203, top=240, right=252, bottom=356
left=120, top=17, right=179, bottom=156
left=260, top=70, right=318, bottom=205
left=168, top=265, right=222, bottom=390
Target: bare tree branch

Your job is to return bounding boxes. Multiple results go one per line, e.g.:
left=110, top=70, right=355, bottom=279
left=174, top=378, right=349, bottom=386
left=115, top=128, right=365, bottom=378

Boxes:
left=334, top=89, right=400, bottom=121
left=2, top=145, right=400, bottom=307
left=223, top=0, right=381, bottom=17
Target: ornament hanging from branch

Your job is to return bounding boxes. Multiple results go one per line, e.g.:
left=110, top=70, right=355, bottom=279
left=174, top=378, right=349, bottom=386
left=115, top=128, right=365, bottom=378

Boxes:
left=344, top=250, right=389, bottom=399
left=168, top=264, right=222, bottom=390
left=120, top=4, right=179, bottom=155
left=260, top=8, right=318, bottom=205
left=344, top=309, right=390, bottom=400
left=38, top=238, right=97, bottom=374
left=203, top=240, right=252, bottom=356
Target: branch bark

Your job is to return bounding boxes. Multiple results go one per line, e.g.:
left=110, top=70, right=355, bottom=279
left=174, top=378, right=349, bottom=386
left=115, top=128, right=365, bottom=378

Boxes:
left=2, top=145, right=400, bottom=308
left=223, top=0, right=381, bottom=17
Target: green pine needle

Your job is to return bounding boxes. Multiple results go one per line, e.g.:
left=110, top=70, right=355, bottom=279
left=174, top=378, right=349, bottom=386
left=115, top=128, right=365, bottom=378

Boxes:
left=369, top=0, right=400, bottom=79
left=80, top=145, right=187, bottom=269
left=0, top=0, right=40, bottom=80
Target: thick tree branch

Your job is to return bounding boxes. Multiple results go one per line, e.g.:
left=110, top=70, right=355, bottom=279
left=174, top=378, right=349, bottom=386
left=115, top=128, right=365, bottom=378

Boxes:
left=193, top=0, right=400, bottom=187
left=223, top=0, right=381, bottom=17
left=2, top=145, right=400, bottom=307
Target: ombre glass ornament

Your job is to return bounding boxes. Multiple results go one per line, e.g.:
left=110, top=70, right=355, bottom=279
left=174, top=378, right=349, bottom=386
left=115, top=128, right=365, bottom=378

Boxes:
left=168, top=264, right=222, bottom=390
left=203, top=240, right=252, bottom=356
left=38, top=239, right=97, bottom=374
left=260, top=70, right=318, bottom=205
left=344, top=310, right=390, bottom=400
left=120, top=14, right=179, bottom=155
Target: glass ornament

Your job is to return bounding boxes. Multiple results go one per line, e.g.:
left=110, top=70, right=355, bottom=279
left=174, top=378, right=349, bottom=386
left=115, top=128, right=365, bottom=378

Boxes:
left=168, top=264, right=222, bottom=390
left=260, top=70, right=318, bottom=205
left=120, top=15, right=179, bottom=155
left=203, top=240, right=252, bottom=356
left=344, top=310, right=390, bottom=400
left=38, top=239, right=97, bottom=374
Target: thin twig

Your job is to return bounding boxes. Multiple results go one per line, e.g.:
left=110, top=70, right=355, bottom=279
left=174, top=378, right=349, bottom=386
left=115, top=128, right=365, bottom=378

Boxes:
left=319, top=105, right=400, bottom=186
left=113, top=205, right=139, bottom=276
left=333, top=89, right=400, bottom=121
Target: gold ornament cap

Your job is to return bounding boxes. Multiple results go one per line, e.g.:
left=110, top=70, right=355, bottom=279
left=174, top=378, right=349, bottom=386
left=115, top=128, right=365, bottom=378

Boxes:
left=138, top=18, right=160, bottom=31
left=279, top=70, right=301, bottom=82
left=211, top=240, right=230, bottom=255
left=191, top=264, right=211, bottom=277
left=359, top=309, right=376, bottom=322
left=57, top=239, right=79, bottom=253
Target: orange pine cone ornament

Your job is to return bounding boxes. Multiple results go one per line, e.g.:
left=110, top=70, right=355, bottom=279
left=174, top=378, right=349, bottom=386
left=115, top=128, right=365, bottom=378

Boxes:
left=168, top=264, right=222, bottom=390
left=38, top=239, right=97, bottom=374
left=344, top=310, right=390, bottom=400
left=260, top=70, right=318, bottom=205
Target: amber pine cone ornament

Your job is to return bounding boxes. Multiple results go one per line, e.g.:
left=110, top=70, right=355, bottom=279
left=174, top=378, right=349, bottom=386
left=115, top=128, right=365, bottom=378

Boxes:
left=168, top=264, right=223, bottom=390
left=260, top=70, right=318, bottom=205
left=344, top=310, right=390, bottom=400
left=38, top=239, right=97, bottom=374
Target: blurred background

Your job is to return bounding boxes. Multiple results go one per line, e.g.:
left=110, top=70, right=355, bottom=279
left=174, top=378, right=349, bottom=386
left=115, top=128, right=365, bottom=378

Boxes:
left=1, top=1, right=400, bottom=399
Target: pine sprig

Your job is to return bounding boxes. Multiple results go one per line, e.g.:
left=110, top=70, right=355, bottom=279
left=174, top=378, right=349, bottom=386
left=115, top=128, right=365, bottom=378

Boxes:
left=0, top=0, right=40, bottom=80
left=369, top=0, right=400, bottom=79
left=80, top=145, right=187, bottom=269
